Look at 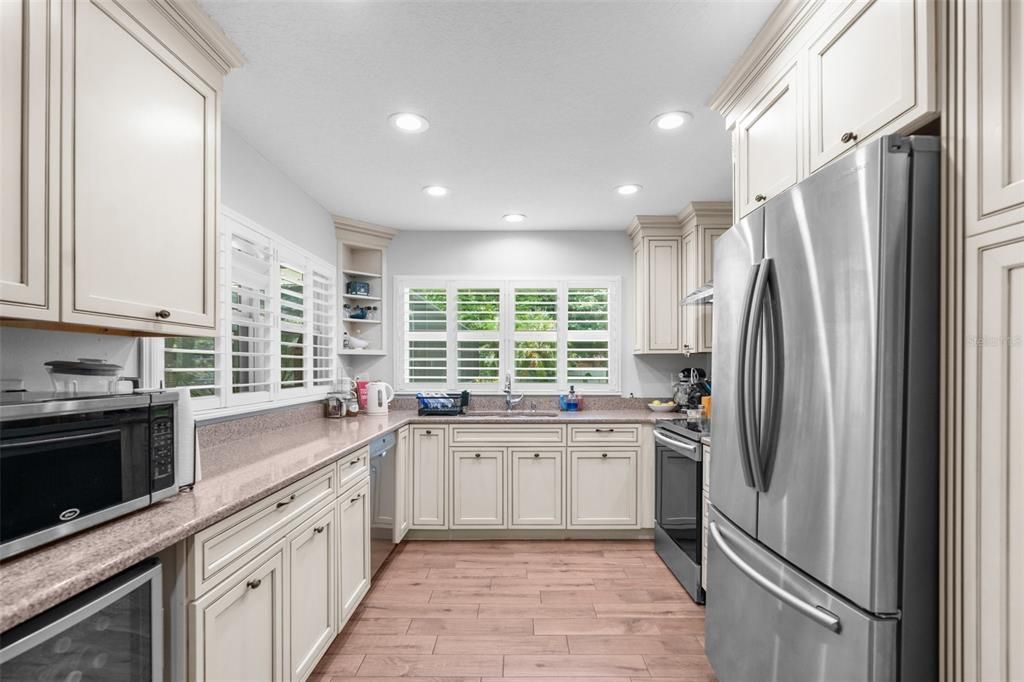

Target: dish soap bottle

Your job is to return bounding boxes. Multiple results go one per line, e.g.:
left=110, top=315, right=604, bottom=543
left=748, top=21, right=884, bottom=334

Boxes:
left=560, top=385, right=581, bottom=412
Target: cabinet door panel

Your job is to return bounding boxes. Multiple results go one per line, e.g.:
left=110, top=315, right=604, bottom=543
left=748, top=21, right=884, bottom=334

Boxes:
left=194, top=549, right=285, bottom=682
left=411, top=427, right=446, bottom=527
left=63, top=0, right=216, bottom=330
left=681, top=229, right=698, bottom=353
left=808, top=0, right=925, bottom=170
left=569, top=449, right=638, bottom=527
left=0, top=0, right=56, bottom=318
left=633, top=244, right=643, bottom=352
left=510, top=449, right=563, bottom=527
left=451, top=448, right=504, bottom=527
left=699, top=228, right=727, bottom=352
left=646, top=239, right=680, bottom=351
left=395, top=427, right=411, bottom=542
left=338, top=480, right=370, bottom=624
left=966, top=0, right=1024, bottom=235
left=288, top=505, right=335, bottom=681
left=738, top=65, right=799, bottom=217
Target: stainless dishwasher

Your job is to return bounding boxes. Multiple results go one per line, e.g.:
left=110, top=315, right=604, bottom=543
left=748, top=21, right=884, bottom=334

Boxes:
left=369, top=432, right=396, bottom=575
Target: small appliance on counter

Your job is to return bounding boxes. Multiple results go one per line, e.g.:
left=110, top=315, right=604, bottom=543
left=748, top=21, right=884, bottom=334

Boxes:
left=364, top=381, right=394, bottom=415
left=416, top=391, right=470, bottom=416
left=326, top=378, right=359, bottom=418
left=0, top=390, right=182, bottom=560
left=672, top=368, right=710, bottom=409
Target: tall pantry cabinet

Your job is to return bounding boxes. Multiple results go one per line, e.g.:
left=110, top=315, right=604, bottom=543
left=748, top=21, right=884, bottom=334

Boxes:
left=0, top=0, right=243, bottom=335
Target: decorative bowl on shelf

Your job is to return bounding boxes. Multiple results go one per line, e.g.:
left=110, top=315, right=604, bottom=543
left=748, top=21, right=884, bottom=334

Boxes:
left=647, top=401, right=678, bottom=412
left=343, top=332, right=370, bottom=349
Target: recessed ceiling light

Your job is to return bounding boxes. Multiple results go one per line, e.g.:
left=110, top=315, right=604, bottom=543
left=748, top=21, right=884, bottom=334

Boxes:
left=503, top=213, right=526, bottom=224
left=616, top=184, right=642, bottom=196
left=389, top=112, right=429, bottom=133
left=423, top=185, right=449, bottom=197
left=651, top=111, right=692, bottom=131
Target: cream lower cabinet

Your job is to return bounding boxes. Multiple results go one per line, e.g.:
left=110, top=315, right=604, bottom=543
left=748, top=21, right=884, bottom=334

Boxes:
left=338, top=479, right=371, bottom=625
left=510, top=449, right=564, bottom=528
left=410, top=427, right=447, bottom=527
left=287, top=505, right=336, bottom=682
left=568, top=449, right=639, bottom=527
left=451, top=448, right=505, bottom=528
left=192, top=546, right=286, bottom=682
left=394, top=426, right=411, bottom=542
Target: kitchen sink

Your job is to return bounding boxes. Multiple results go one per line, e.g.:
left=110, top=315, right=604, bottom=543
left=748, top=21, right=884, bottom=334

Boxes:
left=462, top=410, right=562, bottom=418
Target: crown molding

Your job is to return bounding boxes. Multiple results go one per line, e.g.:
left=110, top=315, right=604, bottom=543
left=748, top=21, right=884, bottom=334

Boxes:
left=678, top=201, right=733, bottom=229
left=707, top=0, right=821, bottom=124
left=153, top=0, right=245, bottom=75
left=626, top=214, right=684, bottom=240
left=334, top=215, right=399, bottom=248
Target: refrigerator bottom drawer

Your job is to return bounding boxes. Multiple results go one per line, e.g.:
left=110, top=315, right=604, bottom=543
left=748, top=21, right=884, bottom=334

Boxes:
left=705, top=508, right=898, bottom=682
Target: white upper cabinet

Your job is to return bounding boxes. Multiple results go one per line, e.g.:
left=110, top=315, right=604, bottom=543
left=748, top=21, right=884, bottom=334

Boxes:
left=61, top=0, right=218, bottom=332
left=737, top=64, right=801, bottom=217
left=964, top=0, right=1024, bottom=235
left=0, top=0, right=57, bottom=320
left=1, top=0, right=241, bottom=334
left=807, top=0, right=936, bottom=171
left=628, top=216, right=682, bottom=354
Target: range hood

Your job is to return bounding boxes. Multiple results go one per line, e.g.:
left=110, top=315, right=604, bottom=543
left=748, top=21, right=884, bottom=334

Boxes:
left=680, top=282, right=713, bottom=306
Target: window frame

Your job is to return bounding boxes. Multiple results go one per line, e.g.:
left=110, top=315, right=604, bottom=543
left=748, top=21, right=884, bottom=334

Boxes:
left=146, top=207, right=336, bottom=418
left=394, top=276, right=620, bottom=395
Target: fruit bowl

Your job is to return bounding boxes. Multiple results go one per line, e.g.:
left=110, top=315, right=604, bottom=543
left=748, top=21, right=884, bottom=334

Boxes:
left=647, top=402, right=678, bottom=413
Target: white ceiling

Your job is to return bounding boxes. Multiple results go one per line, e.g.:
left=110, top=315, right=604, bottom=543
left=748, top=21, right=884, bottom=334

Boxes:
left=201, top=0, right=778, bottom=231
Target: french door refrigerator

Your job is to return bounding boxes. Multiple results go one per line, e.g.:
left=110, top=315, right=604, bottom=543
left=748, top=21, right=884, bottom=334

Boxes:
left=706, top=135, right=939, bottom=682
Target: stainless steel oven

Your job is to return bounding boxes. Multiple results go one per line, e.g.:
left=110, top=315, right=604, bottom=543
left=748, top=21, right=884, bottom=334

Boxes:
left=0, top=392, right=178, bottom=560
left=0, top=559, right=163, bottom=680
left=653, top=420, right=705, bottom=604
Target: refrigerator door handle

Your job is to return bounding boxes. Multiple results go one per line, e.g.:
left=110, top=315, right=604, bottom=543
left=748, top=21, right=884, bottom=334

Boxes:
left=743, top=258, right=772, bottom=492
left=710, top=521, right=842, bottom=633
left=735, top=262, right=761, bottom=489
left=757, top=264, right=784, bottom=491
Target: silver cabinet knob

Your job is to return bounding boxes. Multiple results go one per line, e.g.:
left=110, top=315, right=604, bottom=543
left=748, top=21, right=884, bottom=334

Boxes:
left=840, top=131, right=858, bottom=144
left=754, top=193, right=767, bottom=202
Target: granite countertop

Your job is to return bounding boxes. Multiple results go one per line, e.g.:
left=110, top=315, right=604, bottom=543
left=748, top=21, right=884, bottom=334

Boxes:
left=0, top=408, right=667, bottom=632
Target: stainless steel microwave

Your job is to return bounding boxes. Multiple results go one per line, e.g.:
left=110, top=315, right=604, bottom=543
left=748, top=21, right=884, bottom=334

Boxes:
left=0, top=392, right=179, bottom=560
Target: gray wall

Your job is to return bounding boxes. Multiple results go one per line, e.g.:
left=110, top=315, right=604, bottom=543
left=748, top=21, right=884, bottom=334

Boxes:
left=221, top=125, right=337, bottom=260
left=345, top=230, right=709, bottom=398
left=0, top=127, right=337, bottom=391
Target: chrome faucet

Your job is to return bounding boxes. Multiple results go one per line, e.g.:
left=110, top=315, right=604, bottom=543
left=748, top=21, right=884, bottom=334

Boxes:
left=503, top=371, right=524, bottom=411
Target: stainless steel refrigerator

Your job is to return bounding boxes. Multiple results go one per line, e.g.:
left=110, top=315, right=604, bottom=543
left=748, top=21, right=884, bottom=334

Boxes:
left=706, top=135, right=939, bottom=681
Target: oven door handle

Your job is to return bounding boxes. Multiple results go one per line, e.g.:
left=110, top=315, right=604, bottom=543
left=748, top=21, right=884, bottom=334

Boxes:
left=4, top=429, right=122, bottom=449
left=652, top=430, right=701, bottom=461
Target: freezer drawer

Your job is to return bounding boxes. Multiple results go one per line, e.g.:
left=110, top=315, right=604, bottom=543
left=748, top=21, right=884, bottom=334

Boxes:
left=705, top=508, right=897, bottom=682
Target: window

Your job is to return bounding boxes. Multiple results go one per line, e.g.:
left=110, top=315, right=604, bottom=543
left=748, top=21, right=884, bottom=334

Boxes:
left=150, top=209, right=336, bottom=413
left=396, top=278, right=618, bottom=393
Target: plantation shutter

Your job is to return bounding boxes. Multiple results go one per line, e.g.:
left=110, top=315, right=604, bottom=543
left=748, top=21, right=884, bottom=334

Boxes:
left=404, top=287, right=448, bottom=384
left=311, top=266, right=336, bottom=388
left=278, top=249, right=309, bottom=392
left=228, top=227, right=275, bottom=404
left=455, top=287, right=501, bottom=385
left=163, top=335, right=219, bottom=404
left=566, top=286, right=611, bottom=385
left=512, top=286, right=558, bottom=385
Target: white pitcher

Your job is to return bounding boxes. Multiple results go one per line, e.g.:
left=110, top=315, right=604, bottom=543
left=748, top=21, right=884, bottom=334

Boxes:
left=364, top=381, right=394, bottom=415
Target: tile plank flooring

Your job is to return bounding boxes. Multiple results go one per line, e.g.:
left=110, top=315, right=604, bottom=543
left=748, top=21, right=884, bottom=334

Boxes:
left=312, top=540, right=714, bottom=680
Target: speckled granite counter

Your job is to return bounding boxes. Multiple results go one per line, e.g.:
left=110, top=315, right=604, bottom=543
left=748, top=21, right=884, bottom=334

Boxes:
left=0, top=408, right=668, bottom=632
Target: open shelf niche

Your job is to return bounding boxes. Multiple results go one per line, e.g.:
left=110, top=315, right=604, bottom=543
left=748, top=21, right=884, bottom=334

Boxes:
left=334, top=216, right=397, bottom=361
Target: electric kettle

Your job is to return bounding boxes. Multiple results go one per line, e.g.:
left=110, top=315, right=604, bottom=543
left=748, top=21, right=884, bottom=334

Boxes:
left=365, top=381, right=394, bottom=415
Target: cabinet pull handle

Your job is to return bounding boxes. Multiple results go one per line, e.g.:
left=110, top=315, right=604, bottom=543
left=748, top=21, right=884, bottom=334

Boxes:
left=595, top=428, right=615, bottom=433
left=350, top=494, right=362, bottom=503
left=314, top=525, right=325, bottom=534
left=754, top=193, right=767, bottom=202
left=534, top=453, right=540, bottom=458
left=246, top=579, right=262, bottom=590
left=425, top=430, right=432, bottom=435
left=276, top=494, right=296, bottom=509
left=155, top=309, right=171, bottom=319
left=840, top=131, right=858, bottom=144
left=474, top=453, right=481, bottom=458
left=349, top=458, right=361, bottom=467
left=602, top=453, right=608, bottom=458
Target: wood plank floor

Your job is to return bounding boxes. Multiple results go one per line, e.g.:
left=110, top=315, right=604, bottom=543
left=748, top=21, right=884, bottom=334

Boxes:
left=311, top=540, right=715, bottom=681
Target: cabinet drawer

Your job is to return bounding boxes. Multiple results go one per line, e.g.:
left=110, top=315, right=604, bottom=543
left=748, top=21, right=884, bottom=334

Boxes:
left=336, top=446, right=369, bottom=492
left=190, top=466, right=334, bottom=596
left=450, top=424, right=565, bottom=445
left=568, top=424, right=640, bottom=445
